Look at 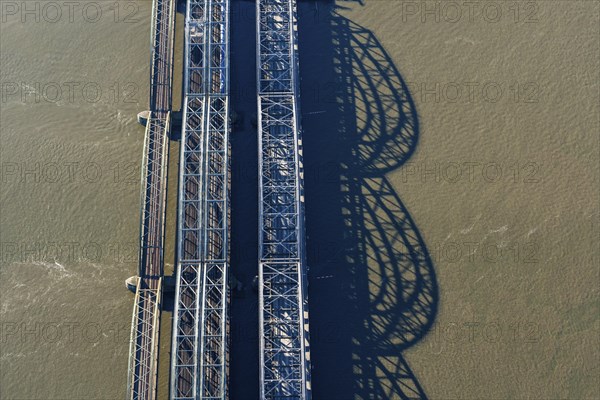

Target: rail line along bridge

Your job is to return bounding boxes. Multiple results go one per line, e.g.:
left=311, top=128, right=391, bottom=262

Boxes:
left=256, top=0, right=312, bottom=398
left=170, top=0, right=231, bottom=398
left=126, top=0, right=176, bottom=398
left=127, top=0, right=311, bottom=397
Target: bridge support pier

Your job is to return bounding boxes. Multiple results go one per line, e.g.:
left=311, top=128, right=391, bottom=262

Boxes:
left=169, top=110, right=182, bottom=136
left=136, top=110, right=150, bottom=127
left=125, top=275, right=176, bottom=293
left=138, top=110, right=182, bottom=139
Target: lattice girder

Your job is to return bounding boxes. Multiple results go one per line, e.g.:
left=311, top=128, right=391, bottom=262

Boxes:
left=171, top=0, right=230, bottom=398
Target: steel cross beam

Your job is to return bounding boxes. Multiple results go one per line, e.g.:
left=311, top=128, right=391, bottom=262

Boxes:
left=126, top=0, right=176, bottom=397
left=170, top=0, right=231, bottom=398
left=257, top=0, right=312, bottom=399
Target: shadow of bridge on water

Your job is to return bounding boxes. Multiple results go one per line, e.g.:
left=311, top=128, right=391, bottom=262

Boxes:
left=299, top=2, right=439, bottom=399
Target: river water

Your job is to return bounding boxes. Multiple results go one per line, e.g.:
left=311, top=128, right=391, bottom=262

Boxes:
left=0, top=0, right=598, bottom=399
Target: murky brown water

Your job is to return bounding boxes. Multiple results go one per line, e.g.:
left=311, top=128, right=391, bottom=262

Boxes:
left=1, top=0, right=598, bottom=399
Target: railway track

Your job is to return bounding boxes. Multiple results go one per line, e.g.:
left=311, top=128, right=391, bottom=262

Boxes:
left=126, top=0, right=176, bottom=398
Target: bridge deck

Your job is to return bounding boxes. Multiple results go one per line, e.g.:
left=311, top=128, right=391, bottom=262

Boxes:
left=127, top=0, right=176, bottom=398
left=170, top=0, right=231, bottom=398
left=257, top=0, right=312, bottom=399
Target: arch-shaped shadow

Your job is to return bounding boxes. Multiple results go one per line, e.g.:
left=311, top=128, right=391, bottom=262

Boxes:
left=299, top=2, right=439, bottom=399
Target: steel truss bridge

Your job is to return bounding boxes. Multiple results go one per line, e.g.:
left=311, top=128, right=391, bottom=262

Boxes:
left=127, top=0, right=311, bottom=398
left=126, top=0, right=176, bottom=398
left=170, top=0, right=231, bottom=398
left=256, top=0, right=311, bottom=398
